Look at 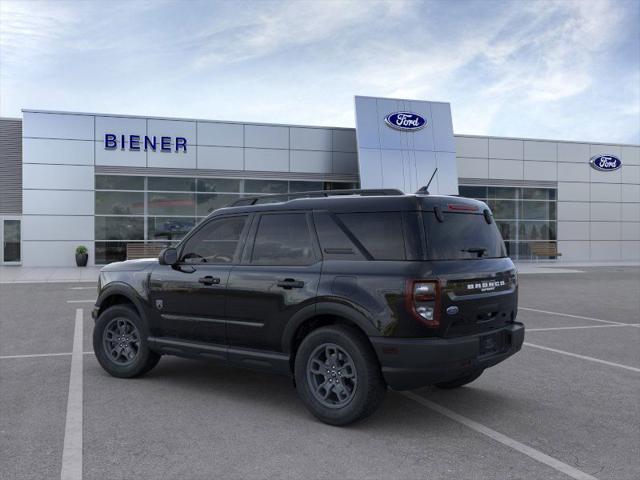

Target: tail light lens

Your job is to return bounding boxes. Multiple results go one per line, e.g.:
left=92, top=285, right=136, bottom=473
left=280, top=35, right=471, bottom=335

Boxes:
left=406, top=280, right=440, bottom=327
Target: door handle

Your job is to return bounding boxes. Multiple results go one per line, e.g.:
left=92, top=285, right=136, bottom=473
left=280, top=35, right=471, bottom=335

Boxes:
left=198, top=276, right=221, bottom=286
left=277, top=278, right=304, bottom=289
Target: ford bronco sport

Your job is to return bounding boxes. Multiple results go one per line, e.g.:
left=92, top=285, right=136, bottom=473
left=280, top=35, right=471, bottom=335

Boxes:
left=92, top=189, right=524, bottom=425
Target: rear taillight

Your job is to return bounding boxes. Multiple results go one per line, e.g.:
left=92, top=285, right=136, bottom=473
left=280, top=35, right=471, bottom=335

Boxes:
left=406, top=280, right=440, bottom=327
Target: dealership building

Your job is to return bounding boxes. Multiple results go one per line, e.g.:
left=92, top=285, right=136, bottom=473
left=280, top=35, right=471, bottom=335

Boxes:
left=0, top=95, right=638, bottom=267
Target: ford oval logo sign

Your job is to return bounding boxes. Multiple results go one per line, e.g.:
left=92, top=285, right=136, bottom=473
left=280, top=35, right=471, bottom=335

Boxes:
left=590, top=155, right=622, bottom=172
left=384, top=112, right=427, bottom=131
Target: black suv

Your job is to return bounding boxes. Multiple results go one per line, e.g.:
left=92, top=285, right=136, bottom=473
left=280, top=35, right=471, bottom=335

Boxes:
left=92, top=189, right=524, bottom=425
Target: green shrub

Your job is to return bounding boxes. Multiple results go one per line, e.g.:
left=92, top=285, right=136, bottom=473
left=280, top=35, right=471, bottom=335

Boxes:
left=75, top=245, right=88, bottom=255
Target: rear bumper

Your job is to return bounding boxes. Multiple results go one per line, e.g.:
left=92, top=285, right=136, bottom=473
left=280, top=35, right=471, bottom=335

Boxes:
left=370, top=323, right=525, bottom=390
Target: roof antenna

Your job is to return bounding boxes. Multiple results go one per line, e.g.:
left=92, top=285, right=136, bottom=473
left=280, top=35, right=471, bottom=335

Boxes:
left=416, top=168, right=438, bottom=195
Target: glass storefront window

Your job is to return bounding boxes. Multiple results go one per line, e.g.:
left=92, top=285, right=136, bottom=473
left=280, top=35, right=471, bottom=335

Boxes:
left=148, top=217, right=195, bottom=241
left=487, top=200, right=516, bottom=219
left=290, top=181, right=324, bottom=193
left=95, top=216, right=144, bottom=241
left=459, top=186, right=487, bottom=199
left=245, top=179, right=288, bottom=194
left=488, top=187, right=517, bottom=199
left=95, top=175, right=144, bottom=190
left=197, top=178, right=241, bottom=193
left=95, top=191, right=144, bottom=215
left=148, top=176, right=195, bottom=192
left=148, top=192, right=196, bottom=216
left=196, top=193, right=240, bottom=216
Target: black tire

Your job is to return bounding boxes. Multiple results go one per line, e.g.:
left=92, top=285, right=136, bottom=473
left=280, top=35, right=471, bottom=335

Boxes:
left=294, top=325, right=386, bottom=426
left=434, top=369, right=484, bottom=389
left=93, top=304, right=160, bottom=378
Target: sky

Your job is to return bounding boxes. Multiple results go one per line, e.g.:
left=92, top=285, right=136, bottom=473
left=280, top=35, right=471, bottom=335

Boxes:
left=1, top=0, right=639, bottom=143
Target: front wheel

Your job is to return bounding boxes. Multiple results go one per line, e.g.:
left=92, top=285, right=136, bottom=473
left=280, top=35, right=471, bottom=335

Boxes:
left=434, top=369, right=484, bottom=389
left=294, top=325, right=386, bottom=426
left=93, top=304, right=160, bottom=378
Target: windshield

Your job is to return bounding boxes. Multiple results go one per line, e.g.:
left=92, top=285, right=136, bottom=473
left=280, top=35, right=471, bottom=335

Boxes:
left=423, top=211, right=507, bottom=260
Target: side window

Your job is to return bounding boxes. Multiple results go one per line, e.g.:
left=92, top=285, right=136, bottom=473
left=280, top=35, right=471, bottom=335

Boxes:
left=251, top=213, right=315, bottom=265
left=337, top=212, right=406, bottom=260
left=180, top=216, right=247, bottom=264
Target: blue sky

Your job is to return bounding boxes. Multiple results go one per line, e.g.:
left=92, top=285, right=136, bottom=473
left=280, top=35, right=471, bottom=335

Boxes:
left=1, top=0, right=638, bottom=143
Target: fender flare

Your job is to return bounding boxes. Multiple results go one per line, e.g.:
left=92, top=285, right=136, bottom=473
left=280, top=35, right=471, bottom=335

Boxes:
left=281, top=301, right=378, bottom=354
left=96, top=282, right=147, bottom=321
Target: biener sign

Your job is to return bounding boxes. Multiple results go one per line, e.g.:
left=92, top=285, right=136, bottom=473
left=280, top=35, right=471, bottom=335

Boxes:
left=104, top=134, right=188, bottom=152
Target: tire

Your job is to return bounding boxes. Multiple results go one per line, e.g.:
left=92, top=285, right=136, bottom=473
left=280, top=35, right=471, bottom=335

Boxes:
left=294, top=325, right=386, bottom=426
left=93, top=304, right=160, bottom=378
left=434, top=369, right=484, bottom=389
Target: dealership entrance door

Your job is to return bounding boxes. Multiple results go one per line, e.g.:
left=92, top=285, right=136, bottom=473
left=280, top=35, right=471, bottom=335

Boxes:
left=1, top=217, right=21, bottom=264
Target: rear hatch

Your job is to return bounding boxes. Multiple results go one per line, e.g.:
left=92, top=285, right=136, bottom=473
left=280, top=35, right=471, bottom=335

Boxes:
left=421, top=201, right=518, bottom=339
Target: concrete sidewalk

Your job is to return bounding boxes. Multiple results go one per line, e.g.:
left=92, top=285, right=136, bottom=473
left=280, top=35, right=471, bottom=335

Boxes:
left=0, top=266, right=101, bottom=284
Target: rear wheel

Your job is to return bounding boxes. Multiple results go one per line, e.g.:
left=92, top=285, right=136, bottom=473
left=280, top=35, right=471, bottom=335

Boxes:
left=434, top=369, right=484, bottom=389
left=294, top=325, right=386, bottom=426
left=93, top=304, right=160, bottom=378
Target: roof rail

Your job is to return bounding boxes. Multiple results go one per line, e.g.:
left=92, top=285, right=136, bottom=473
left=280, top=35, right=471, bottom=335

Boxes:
left=227, top=188, right=404, bottom=207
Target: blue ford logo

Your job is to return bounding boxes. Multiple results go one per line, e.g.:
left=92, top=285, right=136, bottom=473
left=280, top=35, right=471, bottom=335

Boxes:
left=590, top=155, right=622, bottom=172
left=446, top=306, right=459, bottom=315
left=384, top=112, right=427, bottom=131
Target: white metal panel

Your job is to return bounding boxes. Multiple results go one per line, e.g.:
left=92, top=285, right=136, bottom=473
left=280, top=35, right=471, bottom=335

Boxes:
left=197, top=146, right=243, bottom=170
left=590, top=164, right=622, bottom=183
left=590, top=241, right=621, bottom=260
left=23, top=190, right=94, bottom=215
left=557, top=221, right=590, bottom=240
left=244, top=148, right=289, bottom=171
left=244, top=125, right=289, bottom=149
left=414, top=151, right=438, bottom=191
left=290, top=150, right=332, bottom=173
left=23, top=164, right=94, bottom=190
left=523, top=161, right=557, bottom=181
left=621, top=184, right=640, bottom=202
left=435, top=151, right=459, bottom=195
left=557, top=142, right=590, bottom=163
left=488, top=138, right=523, bottom=160
left=377, top=98, right=405, bottom=151
left=354, top=97, right=381, bottom=150
left=430, top=102, right=455, bottom=153
left=590, top=203, right=621, bottom=221
left=590, top=183, right=621, bottom=202
left=147, top=119, right=196, bottom=145
left=22, top=215, right=93, bottom=241
left=557, top=162, right=590, bottom=182
left=95, top=116, right=146, bottom=141
left=558, top=182, right=589, bottom=201
left=357, top=149, right=383, bottom=189
left=403, top=99, right=436, bottom=152
left=557, top=241, right=589, bottom=261
left=197, top=122, right=243, bottom=147
left=332, top=130, right=357, bottom=152
left=380, top=149, right=405, bottom=189
left=590, top=144, right=622, bottom=159
left=621, top=241, right=640, bottom=259
left=524, top=141, right=556, bottom=161
left=457, top=157, right=489, bottom=179
left=622, top=203, right=640, bottom=222
left=290, top=128, right=332, bottom=151
left=622, top=222, right=640, bottom=240
left=23, top=112, right=94, bottom=140
left=621, top=165, right=640, bottom=184
left=21, top=240, right=95, bottom=267
left=23, top=138, right=94, bottom=166
left=488, top=159, right=524, bottom=180
left=332, top=152, right=358, bottom=174
left=557, top=202, right=590, bottom=221
left=590, top=222, right=620, bottom=240
left=96, top=145, right=147, bottom=167
left=147, top=150, right=195, bottom=169
left=455, top=136, right=488, bottom=158
left=621, top=145, right=640, bottom=165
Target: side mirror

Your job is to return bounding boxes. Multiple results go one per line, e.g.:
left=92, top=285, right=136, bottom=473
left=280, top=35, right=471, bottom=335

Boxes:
left=158, top=247, right=178, bottom=266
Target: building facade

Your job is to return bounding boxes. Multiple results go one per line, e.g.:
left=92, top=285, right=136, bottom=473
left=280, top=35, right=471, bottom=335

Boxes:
left=0, top=102, right=638, bottom=267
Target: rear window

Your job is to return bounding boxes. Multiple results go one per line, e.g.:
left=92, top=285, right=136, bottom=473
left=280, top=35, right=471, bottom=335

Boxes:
left=423, top=212, right=506, bottom=260
left=337, top=212, right=405, bottom=260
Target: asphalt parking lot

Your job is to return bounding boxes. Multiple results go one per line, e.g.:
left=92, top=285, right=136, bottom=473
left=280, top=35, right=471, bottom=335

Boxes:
left=1, top=266, right=639, bottom=480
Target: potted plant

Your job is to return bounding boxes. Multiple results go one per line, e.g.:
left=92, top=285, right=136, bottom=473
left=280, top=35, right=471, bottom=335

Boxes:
left=75, top=245, right=88, bottom=267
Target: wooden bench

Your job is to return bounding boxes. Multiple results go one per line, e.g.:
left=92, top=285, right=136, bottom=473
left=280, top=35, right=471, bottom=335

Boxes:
left=126, top=243, right=165, bottom=260
left=530, top=242, right=562, bottom=259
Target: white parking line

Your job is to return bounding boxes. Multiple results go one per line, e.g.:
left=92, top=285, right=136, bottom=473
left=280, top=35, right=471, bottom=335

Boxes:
left=524, top=342, right=640, bottom=373
left=402, top=391, right=598, bottom=480
left=527, top=324, right=640, bottom=332
left=68, top=287, right=96, bottom=290
left=519, top=307, right=629, bottom=326
left=60, top=308, right=83, bottom=480
left=0, top=352, right=94, bottom=359
left=66, top=300, right=95, bottom=304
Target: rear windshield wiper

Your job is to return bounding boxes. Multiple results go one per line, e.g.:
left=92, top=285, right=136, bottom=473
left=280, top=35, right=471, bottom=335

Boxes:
left=461, top=247, right=487, bottom=257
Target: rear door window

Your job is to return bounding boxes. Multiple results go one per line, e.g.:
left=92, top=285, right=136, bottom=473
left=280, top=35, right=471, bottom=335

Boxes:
left=251, top=213, right=316, bottom=265
left=337, top=212, right=406, bottom=260
left=423, top=212, right=506, bottom=260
